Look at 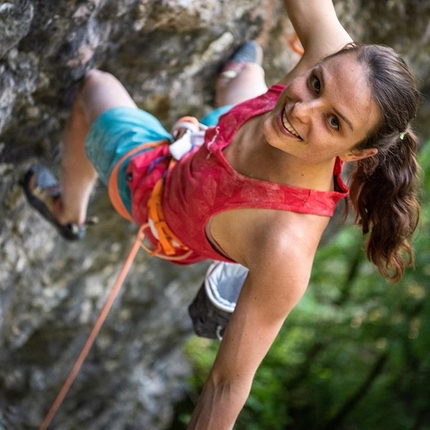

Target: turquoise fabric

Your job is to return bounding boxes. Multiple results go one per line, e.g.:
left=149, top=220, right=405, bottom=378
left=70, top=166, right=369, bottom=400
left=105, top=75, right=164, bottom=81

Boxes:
left=85, top=105, right=232, bottom=216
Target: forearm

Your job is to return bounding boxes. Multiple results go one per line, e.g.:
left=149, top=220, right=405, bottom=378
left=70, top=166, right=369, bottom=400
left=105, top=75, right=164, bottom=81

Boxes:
left=282, top=0, right=351, bottom=52
left=187, top=371, right=251, bottom=430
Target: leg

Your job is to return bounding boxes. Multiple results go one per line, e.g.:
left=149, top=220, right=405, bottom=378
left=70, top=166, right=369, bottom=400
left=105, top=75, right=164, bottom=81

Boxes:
left=55, top=70, right=138, bottom=226
left=214, top=41, right=268, bottom=107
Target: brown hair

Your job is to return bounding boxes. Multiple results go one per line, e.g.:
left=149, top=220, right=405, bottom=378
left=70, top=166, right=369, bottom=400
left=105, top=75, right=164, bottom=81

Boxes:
left=332, top=44, right=421, bottom=282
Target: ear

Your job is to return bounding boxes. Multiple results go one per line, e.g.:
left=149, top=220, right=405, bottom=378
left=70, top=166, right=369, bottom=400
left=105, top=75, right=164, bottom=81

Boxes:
left=340, top=147, right=378, bottom=162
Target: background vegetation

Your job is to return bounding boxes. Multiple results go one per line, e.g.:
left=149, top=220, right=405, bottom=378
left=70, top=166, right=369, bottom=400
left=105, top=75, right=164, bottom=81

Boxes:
left=172, top=139, right=430, bottom=430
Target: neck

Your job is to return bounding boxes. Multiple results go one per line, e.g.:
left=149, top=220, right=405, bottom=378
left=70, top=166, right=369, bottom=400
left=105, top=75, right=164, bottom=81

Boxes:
left=274, top=148, right=337, bottom=192
left=262, top=146, right=336, bottom=192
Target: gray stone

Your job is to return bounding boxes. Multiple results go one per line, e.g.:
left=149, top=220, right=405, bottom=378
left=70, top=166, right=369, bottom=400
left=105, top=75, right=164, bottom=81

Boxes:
left=0, top=0, right=429, bottom=428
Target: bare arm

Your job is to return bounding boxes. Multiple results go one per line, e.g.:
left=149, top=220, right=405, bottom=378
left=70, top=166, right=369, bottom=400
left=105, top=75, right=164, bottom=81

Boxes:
left=187, top=214, right=324, bottom=429
left=280, top=0, right=353, bottom=85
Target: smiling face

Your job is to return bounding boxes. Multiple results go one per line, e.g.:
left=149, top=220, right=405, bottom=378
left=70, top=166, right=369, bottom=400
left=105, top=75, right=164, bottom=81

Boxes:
left=263, top=53, right=382, bottom=164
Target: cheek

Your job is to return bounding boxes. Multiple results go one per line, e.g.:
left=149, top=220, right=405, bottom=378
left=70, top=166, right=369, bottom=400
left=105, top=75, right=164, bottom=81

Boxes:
left=304, top=134, right=346, bottom=160
left=262, top=114, right=274, bottom=141
left=263, top=114, right=280, bottom=145
left=273, top=91, right=288, bottom=114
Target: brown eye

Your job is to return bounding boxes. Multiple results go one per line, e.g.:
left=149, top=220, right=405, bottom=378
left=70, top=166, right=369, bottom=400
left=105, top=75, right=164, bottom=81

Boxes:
left=311, top=75, right=321, bottom=93
left=328, top=115, right=340, bottom=130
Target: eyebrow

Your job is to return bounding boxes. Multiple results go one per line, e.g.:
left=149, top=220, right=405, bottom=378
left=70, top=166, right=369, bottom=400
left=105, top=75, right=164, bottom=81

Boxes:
left=317, top=65, right=354, bottom=132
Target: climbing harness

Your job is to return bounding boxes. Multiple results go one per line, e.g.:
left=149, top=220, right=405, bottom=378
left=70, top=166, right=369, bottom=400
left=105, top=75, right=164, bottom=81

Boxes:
left=143, top=169, right=193, bottom=260
left=139, top=116, right=207, bottom=260
left=169, top=115, right=207, bottom=160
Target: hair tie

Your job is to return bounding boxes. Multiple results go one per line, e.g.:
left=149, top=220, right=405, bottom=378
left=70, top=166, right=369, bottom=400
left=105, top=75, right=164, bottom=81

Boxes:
left=399, top=131, right=406, bottom=140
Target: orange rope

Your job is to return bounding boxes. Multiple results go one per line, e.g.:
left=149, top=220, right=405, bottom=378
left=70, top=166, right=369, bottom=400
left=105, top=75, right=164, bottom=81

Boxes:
left=38, top=231, right=143, bottom=430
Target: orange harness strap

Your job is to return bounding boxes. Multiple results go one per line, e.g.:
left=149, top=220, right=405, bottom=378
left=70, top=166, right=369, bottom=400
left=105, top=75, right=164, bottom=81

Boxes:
left=143, top=158, right=193, bottom=260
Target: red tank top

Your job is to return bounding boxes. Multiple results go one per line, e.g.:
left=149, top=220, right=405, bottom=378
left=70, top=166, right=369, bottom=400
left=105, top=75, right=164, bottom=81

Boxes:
left=159, top=84, right=349, bottom=263
left=127, top=85, right=349, bottom=264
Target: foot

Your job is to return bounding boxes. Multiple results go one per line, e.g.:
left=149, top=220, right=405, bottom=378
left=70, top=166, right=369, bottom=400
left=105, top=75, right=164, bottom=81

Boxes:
left=22, top=164, right=96, bottom=240
left=215, top=40, right=267, bottom=107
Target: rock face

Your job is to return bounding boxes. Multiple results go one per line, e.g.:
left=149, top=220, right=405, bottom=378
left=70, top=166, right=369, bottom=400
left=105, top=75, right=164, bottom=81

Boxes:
left=0, top=1, right=428, bottom=429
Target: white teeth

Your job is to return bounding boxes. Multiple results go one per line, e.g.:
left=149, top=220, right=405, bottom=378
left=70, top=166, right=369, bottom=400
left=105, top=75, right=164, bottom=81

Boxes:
left=282, top=111, right=300, bottom=138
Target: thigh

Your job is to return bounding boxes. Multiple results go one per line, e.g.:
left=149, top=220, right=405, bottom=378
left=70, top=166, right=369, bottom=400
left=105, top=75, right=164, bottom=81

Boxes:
left=79, top=69, right=138, bottom=124
left=85, top=106, right=172, bottom=186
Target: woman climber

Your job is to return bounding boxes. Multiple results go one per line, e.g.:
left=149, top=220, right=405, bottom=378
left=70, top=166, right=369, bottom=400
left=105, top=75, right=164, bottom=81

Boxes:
left=23, top=0, right=421, bottom=428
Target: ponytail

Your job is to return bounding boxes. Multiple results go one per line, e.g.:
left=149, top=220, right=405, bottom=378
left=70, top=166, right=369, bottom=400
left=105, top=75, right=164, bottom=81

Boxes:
left=348, top=128, right=421, bottom=282
left=328, top=43, right=422, bottom=282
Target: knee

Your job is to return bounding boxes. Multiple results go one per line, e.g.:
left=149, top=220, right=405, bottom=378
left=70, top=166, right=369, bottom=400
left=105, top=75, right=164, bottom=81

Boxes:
left=80, top=69, right=113, bottom=93
left=84, top=68, right=103, bottom=82
left=84, top=68, right=112, bottom=81
left=76, top=69, right=119, bottom=106
left=74, top=68, right=136, bottom=122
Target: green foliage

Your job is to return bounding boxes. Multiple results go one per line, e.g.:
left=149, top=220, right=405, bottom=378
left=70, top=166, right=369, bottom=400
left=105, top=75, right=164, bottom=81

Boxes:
left=179, top=141, right=430, bottom=430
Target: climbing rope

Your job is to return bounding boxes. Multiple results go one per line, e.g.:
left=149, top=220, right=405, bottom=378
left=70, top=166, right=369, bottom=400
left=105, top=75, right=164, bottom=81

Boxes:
left=39, top=227, right=144, bottom=430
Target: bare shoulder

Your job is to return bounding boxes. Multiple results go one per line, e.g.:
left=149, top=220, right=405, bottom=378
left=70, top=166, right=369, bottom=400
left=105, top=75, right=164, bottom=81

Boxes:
left=247, top=209, right=328, bottom=271
left=211, top=208, right=329, bottom=274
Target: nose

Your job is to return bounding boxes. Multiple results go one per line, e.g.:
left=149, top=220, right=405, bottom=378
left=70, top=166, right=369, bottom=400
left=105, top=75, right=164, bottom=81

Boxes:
left=292, top=99, right=321, bottom=124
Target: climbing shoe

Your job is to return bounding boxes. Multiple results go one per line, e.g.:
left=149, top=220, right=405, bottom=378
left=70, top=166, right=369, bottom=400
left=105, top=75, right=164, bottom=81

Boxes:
left=22, top=164, right=96, bottom=241
left=219, top=40, right=263, bottom=80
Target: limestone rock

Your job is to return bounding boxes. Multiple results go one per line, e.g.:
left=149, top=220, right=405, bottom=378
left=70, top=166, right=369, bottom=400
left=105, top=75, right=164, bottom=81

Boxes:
left=0, top=0, right=428, bottom=428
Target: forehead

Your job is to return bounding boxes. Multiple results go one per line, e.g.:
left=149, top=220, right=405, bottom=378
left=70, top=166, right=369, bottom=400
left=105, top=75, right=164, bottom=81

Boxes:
left=321, top=54, right=381, bottom=135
